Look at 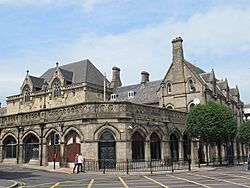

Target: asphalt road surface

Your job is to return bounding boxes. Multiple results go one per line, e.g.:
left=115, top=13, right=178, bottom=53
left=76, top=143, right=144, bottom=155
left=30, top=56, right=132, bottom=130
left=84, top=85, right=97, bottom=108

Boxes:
left=1, top=165, right=250, bottom=187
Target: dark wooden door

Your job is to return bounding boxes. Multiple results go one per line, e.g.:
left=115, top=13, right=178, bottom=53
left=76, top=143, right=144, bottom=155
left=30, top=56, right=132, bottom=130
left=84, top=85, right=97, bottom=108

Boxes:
left=66, top=143, right=80, bottom=162
left=48, top=145, right=61, bottom=162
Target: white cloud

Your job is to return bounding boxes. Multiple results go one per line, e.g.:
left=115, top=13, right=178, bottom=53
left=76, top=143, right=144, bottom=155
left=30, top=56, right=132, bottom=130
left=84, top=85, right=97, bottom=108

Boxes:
left=0, top=0, right=114, bottom=11
left=1, top=5, right=250, bottom=105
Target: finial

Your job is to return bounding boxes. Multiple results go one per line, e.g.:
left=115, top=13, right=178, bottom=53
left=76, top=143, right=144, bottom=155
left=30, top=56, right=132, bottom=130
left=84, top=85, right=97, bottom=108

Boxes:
left=56, top=62, right=59, bottom=68
left=26, top=70, right=29, bottom=76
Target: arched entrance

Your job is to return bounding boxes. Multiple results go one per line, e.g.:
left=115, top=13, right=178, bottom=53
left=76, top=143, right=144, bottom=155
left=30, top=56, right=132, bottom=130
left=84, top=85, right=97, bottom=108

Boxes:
left=23, top=134, right=39, bottom=163
left=65, top=130, right=81, bottom=164
left=3, top=135, right=17, bottom=160
left=150, top=132, right=161, bottom=160
left=98, top=130, right=116, bottom=169
left=183, top=134, right=191, bottom=161
left=132, top=131, right=145, bottom=161
left=170, top=134, right=179, bottom=161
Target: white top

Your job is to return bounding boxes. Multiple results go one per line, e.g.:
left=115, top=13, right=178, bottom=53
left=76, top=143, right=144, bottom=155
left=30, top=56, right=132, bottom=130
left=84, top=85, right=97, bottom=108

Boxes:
left=78, top=155, right=83, bottom=163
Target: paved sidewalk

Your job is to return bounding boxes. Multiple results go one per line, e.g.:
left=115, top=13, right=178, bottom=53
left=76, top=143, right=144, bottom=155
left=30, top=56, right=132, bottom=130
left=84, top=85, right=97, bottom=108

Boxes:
left=0, top=179, right=18, bottom=188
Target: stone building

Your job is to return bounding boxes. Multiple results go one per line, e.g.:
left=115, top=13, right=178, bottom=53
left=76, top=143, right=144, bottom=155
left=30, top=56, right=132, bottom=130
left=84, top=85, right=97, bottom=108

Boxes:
left=0, top=37, right=244, bottom=168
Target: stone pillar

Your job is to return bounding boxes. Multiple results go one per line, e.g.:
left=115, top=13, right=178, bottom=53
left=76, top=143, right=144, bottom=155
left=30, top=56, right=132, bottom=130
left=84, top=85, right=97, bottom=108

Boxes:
left=19, top=144, right=24, bottom=164
left=191, top=140, right=198, bottom=164
left=161, top=140, right=170, bottom=160
left=0, top=144, right=3, bottom=162
left=43, top=142, right=48, bottom=166
left=179, top=140, right=184, bottom=160
left=145, top=140, right=150, bottom=161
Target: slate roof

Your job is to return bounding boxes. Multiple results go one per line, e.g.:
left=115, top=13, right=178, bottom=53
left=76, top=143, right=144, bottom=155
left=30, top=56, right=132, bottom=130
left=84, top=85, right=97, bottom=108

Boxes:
left=29, top=76, right=45, bottom=89
left=59, top=68, right=73, bottom=82
left=113, top=80, right=161, bottom=105
left=40, top=59, right=109, bottom=87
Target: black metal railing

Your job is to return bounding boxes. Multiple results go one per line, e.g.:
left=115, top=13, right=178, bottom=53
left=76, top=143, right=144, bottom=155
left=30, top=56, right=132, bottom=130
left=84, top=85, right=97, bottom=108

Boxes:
left=82, top=158, right=190, bottom=174
left=195, top=155, right=247, bottom=167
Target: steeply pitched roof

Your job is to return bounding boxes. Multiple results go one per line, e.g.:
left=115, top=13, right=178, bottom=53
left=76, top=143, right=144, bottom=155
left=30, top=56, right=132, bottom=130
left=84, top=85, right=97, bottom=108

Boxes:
left=40, top=59, right=109, bottom=86
left=29, top=76, right=45, bottom=89
left=59, top=68, right=73, bottom=82
left=113, top=80, right=161, bottom=105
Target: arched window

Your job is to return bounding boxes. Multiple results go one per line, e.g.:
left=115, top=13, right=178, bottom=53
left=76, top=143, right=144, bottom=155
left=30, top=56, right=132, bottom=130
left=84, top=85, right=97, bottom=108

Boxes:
left=23, top=85, right=31, bottom=102
left=166, top=105, right=174, bottom=110
left=3, top=136, right=17, bottom=159
left=170, top=134, right=179, bottom=161
left=167, top=83, right=172, bottom=95
left=188, top=79, right=195, bottom=92
left=132, top=131, right=145, bottom=161
left=183, top=134, right=191, bottom=161
left=52, top=78, right=61, bottom=97
left=150, top=132, right=161, bottom=160
left=189, top=103, right=195, bottom=111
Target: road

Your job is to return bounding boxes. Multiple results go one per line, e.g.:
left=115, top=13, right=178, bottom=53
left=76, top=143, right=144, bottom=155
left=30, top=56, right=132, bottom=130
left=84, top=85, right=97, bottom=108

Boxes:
left=0, top=165, right=250, bottom=187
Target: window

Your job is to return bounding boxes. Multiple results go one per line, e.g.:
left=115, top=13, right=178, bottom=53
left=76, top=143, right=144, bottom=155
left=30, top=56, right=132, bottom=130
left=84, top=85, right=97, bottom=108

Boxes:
left=110, top=94, right=117, bottom=101
left=188, top=79, right=195, bottom=92
left=52, top=78, right=61, bottom=97
left=166, top=105, right=174, bottom=110
left=128, top=91, right=135, bottom=99
left=167, top=83, right=172, bottom=94
left=23, top=85, right=31, bottom=102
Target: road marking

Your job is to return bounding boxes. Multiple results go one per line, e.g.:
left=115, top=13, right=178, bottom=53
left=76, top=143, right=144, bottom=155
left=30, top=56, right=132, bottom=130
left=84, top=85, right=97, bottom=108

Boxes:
left=188, top=173, right=250, bottom=188
left=144, top=176, right=169, bottom=188
left=50, top=182, right=60, bottom=188
left=87, top=179, right=94, bottom=188
left=210, top=171, right=250, bottom=180
left=167, top=174, right=212, bottom=188
left=119, top=177, right=129, bottom=188
left=21, top=182, right=55, bottom=187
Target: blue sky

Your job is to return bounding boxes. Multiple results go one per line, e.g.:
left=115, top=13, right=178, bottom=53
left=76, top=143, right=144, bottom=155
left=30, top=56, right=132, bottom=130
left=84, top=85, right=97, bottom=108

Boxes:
left=0, top=0, right=250, bottom=105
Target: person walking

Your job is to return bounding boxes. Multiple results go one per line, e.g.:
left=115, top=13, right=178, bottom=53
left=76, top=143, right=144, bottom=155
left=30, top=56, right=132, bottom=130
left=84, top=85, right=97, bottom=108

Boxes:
left=77, top=153, right=83, bottom=173
left=72, top=154, right=79, bottom=173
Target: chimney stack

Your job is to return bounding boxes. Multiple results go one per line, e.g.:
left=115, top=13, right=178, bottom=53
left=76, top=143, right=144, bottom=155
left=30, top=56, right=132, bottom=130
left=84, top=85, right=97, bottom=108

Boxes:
left=141, top=71, right=149, bottom=84
left=110, top=66, right=122, bottom=89
left=172, top=37, right=184, bottom=64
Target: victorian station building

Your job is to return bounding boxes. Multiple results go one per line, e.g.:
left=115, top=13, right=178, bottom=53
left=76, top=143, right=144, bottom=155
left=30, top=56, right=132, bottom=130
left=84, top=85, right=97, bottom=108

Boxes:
left=0, top=37, right=245, bottom=168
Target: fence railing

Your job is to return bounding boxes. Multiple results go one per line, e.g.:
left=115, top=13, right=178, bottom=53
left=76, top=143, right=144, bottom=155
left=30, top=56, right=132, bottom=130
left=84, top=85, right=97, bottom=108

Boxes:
left=195, top=155, right=247, bottom=167
left=82, top=158, right=190, bottom=174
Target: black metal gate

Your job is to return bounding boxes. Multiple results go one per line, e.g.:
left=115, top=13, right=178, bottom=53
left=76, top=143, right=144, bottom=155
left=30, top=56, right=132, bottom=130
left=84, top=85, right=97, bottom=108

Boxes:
left=98, top=130, right=116, bottom=169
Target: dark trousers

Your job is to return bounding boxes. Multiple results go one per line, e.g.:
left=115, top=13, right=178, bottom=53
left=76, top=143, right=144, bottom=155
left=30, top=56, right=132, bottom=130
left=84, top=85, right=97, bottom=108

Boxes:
left=77, top=163, right=83, bottom=173
left=248, top=161, right=250, bottom=170
left=73, top=164, right=77, bottom=173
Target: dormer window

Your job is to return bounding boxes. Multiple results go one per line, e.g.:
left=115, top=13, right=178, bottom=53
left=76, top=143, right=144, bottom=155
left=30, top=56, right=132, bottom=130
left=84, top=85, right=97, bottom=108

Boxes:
left=188, top=79, right=195, bottom=92
left=167, top=83, right=172, bottom=95
left=128, top=91, right=135, bottom=99
left=111, top=94, right=117, bottom=101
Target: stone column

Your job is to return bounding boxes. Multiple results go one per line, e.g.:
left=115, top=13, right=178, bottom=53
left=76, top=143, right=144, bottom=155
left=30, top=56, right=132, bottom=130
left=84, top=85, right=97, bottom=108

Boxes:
left=0, top=144, right=3, bottom=162
left=145, top=140, right=150, bottom=161
left=19, top=144, right=24, bottom=164
left=191, top=140, right=198, bottom=164
left=179, top=139, right=184, bottom=160
left=42, top=142, right=47, bottom=166
left=161, top=140, right=170, bottom=160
